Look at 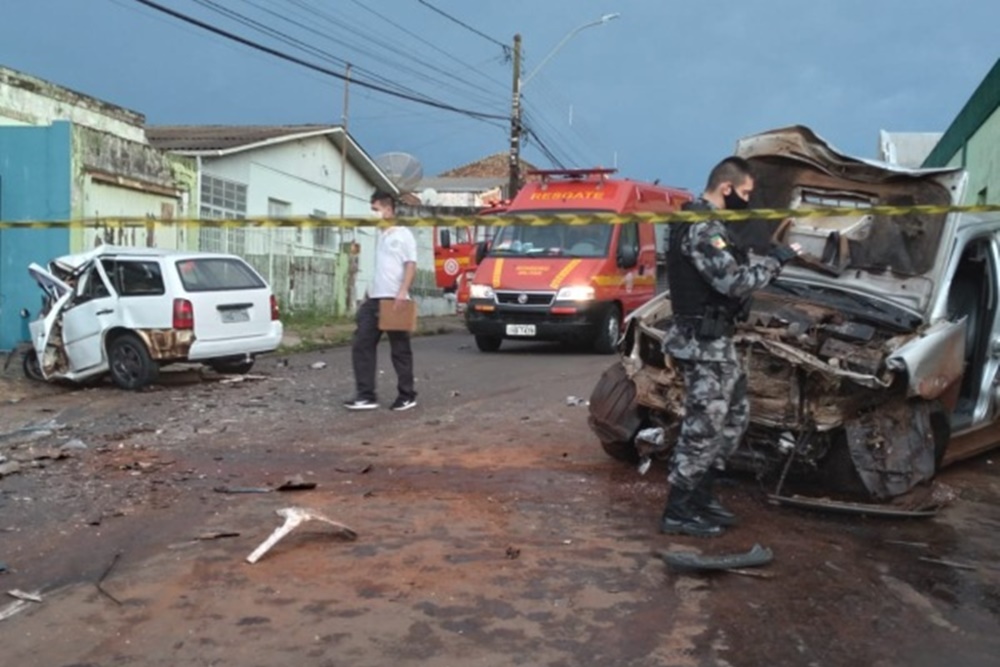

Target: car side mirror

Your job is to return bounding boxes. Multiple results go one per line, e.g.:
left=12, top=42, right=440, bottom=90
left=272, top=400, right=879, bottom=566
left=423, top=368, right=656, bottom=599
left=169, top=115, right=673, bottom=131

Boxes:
left=440, top=229, right=451, bottom=249
left=618, top=244, right=638, bottom=269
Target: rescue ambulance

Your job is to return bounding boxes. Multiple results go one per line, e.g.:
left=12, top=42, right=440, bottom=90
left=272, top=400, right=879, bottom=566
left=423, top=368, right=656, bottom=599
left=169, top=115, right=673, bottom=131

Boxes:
left=463, top=168, right=691, bottom=353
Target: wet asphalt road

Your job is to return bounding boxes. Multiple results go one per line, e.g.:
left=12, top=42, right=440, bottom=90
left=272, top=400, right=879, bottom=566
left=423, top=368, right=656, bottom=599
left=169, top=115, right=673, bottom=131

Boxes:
left=1, top=330, right=999, bottom=667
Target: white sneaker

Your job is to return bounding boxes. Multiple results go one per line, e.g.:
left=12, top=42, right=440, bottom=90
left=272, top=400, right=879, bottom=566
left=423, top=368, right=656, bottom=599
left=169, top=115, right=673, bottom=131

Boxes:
left=344, top=398, right=378, bottom=411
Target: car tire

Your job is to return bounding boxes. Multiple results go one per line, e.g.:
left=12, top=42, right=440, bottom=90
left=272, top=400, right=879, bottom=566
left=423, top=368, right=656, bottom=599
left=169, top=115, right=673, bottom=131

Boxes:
left=593, top=304, right=622, bottom=355
left=22, top=350, right=44, bottom=382
left=208, top=357, right=255, bottom=375
left=474, top=334, right=502, bottom=352
left=108, top=333, right=159, bottom=390
left=588, top=362, right=644, bottom=463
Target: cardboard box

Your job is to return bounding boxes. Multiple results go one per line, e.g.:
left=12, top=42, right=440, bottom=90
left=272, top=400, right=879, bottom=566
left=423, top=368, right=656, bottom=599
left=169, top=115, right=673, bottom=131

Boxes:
left=378, top=299, right=417, bottom=332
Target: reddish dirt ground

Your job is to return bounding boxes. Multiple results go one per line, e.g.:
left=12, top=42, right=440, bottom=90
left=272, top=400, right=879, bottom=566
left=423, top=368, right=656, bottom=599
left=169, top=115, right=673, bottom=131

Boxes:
left=1, top=332, right=999, bottom=667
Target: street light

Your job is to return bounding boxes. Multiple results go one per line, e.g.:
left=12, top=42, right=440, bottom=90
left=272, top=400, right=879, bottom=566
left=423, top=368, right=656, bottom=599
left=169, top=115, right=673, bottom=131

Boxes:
left=522, top=13, right=620, bottom=87
left=508, top=13, right=620, bottom=196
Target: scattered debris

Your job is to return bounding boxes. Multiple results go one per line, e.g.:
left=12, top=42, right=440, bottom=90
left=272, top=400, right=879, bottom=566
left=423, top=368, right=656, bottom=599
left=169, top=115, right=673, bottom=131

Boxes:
left=214, top=486, right=272, bottom=494
left=0, top=462, right=22, bottom=478
left=885, top=540, right=930, bottom=549
left=219, top=374, right=270, bottom=384
left=96, top=552, right=123, bottom=606
left=449, top=390, right=461, bottom=397
left=247, top=507, right=357, bottom=564
left=0, top=562, right=7, bottom=574
left=918, top=557, right=978, bottom=571
left=59, top=438, right=88, bottom=451
left=334, top=464, right=373, bottom=475
left=196, top=531, right=241, bottom=541
left=310, top=361, right=327, bottom=370
left=276, top=475, right=318, bottom=492
left=657, top=544, right=774, bottom=573
left=565, top=396, right=589, bottom=407
left=7, top=589, right=42, bottom=603
left=505, top=546, right=521, bottom=560
left=767, top=494, right=938, bottom=518
left=0, top=599, right=31, bottom=622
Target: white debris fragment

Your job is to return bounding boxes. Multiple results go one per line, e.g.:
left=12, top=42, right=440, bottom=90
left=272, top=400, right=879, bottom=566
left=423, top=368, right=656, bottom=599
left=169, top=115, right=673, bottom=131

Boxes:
left=310, top=361, right=327, bottom=370
left=246, top=507, right=357, bottom=564
left=565, top=396, right=589, bottom=407
left=6, top=589, right=42, bottom=603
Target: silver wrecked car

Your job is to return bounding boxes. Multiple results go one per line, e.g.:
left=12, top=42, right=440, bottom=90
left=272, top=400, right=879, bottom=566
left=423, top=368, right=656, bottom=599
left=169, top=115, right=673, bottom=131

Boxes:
left=22, top=245, right=283, bottom=390
left=588, top=126, right=996, bottom=505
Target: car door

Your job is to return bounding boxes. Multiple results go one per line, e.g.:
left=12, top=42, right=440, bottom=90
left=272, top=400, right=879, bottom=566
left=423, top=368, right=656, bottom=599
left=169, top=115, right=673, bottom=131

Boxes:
left=61, top=261, right=118, bottom=372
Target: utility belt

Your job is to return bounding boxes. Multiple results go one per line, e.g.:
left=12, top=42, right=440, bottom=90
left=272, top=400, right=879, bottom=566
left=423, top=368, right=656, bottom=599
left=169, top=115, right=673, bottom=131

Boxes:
left=673, top=305, right=741, bottom=340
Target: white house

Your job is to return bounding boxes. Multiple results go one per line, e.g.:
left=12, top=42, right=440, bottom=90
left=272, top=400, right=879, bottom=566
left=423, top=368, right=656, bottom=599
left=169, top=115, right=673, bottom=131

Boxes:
left=146, top=125, right=445, bottom=316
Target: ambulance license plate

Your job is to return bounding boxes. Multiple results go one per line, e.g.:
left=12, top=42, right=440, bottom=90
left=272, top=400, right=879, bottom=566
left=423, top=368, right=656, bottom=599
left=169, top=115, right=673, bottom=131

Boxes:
left=506, top=324, right=536, bottom=337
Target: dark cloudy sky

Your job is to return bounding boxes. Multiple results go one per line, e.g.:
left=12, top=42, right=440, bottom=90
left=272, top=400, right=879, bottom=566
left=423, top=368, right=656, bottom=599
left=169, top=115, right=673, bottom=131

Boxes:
left=3, top=0, right=997, bottom=191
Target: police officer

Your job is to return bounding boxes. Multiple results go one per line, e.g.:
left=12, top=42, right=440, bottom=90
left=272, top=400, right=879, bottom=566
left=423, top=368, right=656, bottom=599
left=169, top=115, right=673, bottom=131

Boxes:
left=661, top=156, right=799, bottom=537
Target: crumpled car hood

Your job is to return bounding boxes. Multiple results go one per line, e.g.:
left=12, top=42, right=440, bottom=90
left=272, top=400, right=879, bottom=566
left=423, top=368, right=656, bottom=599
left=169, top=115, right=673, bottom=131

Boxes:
left=732, top=125, right=967, bottom=316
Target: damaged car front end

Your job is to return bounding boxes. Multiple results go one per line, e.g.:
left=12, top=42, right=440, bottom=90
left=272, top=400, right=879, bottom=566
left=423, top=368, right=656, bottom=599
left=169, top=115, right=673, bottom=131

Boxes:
left=589, top=125, right=998, bottom=502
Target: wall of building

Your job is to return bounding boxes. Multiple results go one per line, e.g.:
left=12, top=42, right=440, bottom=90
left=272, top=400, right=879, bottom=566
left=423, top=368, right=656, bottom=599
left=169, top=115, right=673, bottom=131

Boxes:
left=944, top=107, right=1000, bottom=205
left=0, top=66, right=146, bottom=142
left=0, top=122, right=72, bottom=350
left=69, top=125, right=197, bottom=251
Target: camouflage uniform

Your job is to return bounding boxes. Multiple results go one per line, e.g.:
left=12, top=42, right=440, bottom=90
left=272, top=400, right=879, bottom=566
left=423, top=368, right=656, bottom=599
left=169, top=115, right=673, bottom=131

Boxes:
left=664, top=212, right=782, bottom=491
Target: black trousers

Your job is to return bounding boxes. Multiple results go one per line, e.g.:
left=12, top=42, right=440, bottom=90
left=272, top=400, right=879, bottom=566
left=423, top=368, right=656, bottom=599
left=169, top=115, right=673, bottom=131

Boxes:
left=351, top=298, right=415, bottom=402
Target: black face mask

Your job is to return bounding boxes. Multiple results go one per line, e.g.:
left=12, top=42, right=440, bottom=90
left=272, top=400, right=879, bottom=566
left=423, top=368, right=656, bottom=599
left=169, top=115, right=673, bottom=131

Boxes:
left=723, top=188, right=749, bottom=210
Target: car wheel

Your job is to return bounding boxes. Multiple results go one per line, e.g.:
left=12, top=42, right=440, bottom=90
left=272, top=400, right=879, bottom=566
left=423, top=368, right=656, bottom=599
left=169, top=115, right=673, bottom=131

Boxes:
left=593, top=304, right=622, bottom=355
left=588, top=362, right=644, bottom=463
left=474, top=334, right=502, bottom=352
left=22, top=350, right=44, bottom=382
left=208, top=358, right=255, bottom=375
left=108, top=333, right=159, bottom=390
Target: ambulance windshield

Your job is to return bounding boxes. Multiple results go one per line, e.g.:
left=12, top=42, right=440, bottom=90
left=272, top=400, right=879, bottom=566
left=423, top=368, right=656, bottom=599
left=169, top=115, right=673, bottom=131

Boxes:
left=489, top=221, right=611, bottom=258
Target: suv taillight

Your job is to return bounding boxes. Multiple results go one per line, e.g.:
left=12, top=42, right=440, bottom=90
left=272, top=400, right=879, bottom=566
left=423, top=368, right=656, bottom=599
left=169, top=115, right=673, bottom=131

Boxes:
left=270, top=295, right=280, bottom=321
left=173, top=298, right=194, bottom=330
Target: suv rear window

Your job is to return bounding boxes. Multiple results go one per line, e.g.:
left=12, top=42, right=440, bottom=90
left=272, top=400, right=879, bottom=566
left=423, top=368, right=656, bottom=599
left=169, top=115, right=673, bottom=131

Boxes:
left=101, top=259, right=165, bottom=296
left=176, top=258, right=265, bottom=292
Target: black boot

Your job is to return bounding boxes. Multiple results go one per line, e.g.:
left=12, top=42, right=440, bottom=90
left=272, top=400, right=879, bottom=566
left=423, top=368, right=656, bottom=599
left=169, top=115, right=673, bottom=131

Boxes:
left=693, top=469, right=737, bottom=527
left=660, top=485, right=724, bottom=537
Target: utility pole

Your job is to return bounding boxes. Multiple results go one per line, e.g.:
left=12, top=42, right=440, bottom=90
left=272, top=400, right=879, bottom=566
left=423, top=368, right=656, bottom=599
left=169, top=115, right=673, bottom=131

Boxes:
left=340, top=63, right=352, bottom=220
left=507, top=33, right=522, bottom=199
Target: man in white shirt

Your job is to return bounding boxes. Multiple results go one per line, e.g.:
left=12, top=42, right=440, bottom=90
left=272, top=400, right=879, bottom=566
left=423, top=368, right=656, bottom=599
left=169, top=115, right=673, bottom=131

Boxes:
left=345, top=191, right=418, bottom=411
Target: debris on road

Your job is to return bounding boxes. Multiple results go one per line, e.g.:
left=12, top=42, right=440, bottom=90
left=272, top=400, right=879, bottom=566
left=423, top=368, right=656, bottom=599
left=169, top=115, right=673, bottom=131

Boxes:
left=7, top=589, right=42, bottom=603
left=768, top=493, right=939, bottom=518
left=918, top=557, right=978, bottom=572
left=505, top=546, right=521, bottom=560
left=565, top=396, right=589, bottom=407
left=0, top=599, right=31, bottom=622
left=213, top=486, right=272, bottom=494
left=96, top=552, right=123, bottom=606
left=0, top=461, right=22, bottom=478
left=657, top=544, right=774, bottom=573
left=246, top=507, right=357, bottom=564
left=196, top=531, right=241, bottom=541
left=310, top=361, right=327, bottom=370
left=276, top=475, right=318, bottom=491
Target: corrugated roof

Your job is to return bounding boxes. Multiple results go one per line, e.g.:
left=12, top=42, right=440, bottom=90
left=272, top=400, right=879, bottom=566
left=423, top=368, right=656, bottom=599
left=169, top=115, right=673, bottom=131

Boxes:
left=145, top=124, right=335, bottom=152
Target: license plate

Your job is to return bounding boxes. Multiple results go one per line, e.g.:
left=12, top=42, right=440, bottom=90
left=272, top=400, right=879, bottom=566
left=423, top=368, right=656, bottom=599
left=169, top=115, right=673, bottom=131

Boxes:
left=221, top=308, right=250, bottom=323
left=506, top=324, right=536, bottom=337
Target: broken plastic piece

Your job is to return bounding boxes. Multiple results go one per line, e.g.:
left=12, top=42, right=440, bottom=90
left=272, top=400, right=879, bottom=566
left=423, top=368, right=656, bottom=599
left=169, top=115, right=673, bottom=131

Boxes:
left=246, top=507, right=357, bottom=564
left=657, top=543, right=774, bottom=572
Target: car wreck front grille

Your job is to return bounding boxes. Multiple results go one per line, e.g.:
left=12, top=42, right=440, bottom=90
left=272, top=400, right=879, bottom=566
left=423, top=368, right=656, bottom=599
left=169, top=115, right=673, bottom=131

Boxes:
left=495, top=291, right=555, bottom=307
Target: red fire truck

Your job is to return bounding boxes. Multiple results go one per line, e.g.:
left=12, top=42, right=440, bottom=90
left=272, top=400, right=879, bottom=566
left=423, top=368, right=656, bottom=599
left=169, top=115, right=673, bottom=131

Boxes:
left=459, top=168, right=691, bottom=353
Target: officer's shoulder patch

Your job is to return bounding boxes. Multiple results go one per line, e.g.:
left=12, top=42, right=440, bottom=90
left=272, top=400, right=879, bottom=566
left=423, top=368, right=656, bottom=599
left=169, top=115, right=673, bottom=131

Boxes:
left=710, top=234, right=727, bottom=250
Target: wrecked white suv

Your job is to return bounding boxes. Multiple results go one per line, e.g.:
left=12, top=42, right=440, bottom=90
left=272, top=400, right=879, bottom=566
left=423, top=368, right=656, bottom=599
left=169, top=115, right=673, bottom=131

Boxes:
left=23, top=245, right=283, bottom=390
left=589, top=126, right=997, bottom=506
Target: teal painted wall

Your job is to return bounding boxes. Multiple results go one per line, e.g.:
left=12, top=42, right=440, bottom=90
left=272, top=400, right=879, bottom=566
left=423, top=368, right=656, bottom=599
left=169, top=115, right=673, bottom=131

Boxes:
left=0, top=121, right=72, bottom=350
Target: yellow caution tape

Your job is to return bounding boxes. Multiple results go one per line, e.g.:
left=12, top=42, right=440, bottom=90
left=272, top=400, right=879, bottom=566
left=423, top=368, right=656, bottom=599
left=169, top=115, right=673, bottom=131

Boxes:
left=1, top=203, right=999, bottom=229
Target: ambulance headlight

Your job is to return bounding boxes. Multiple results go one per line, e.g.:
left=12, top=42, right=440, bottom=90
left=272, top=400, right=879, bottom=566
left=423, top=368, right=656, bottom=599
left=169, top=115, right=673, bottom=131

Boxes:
left=469, top=283, right=495, bottom=300
left=555, top=285, right=595, bottom=301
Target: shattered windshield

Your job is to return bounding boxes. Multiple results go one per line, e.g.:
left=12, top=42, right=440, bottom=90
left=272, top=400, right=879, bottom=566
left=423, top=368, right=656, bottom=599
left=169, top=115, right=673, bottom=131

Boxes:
left=489, top=216, right=611, bottom=258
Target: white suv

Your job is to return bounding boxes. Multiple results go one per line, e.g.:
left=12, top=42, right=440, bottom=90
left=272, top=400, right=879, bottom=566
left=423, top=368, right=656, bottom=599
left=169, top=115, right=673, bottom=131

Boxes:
left=24, top=245, right=283, bottom=390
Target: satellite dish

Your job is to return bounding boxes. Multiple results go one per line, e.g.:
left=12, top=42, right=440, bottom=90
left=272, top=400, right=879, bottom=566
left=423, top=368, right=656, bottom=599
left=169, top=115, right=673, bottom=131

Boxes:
left=419, top=188, right=439, bottom=205
left=375, top=152, right=424, bottom=192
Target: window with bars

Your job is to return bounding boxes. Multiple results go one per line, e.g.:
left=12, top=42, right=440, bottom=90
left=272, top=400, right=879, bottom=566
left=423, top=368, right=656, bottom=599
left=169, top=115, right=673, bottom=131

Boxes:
left=200, top=175, right=248, bottom=219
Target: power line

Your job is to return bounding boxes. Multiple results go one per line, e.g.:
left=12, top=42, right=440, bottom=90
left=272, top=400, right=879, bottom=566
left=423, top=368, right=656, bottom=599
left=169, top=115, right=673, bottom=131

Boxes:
left=128, top=0, right=509, bottom=121
left=416, top=0, right=510, bottom=56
